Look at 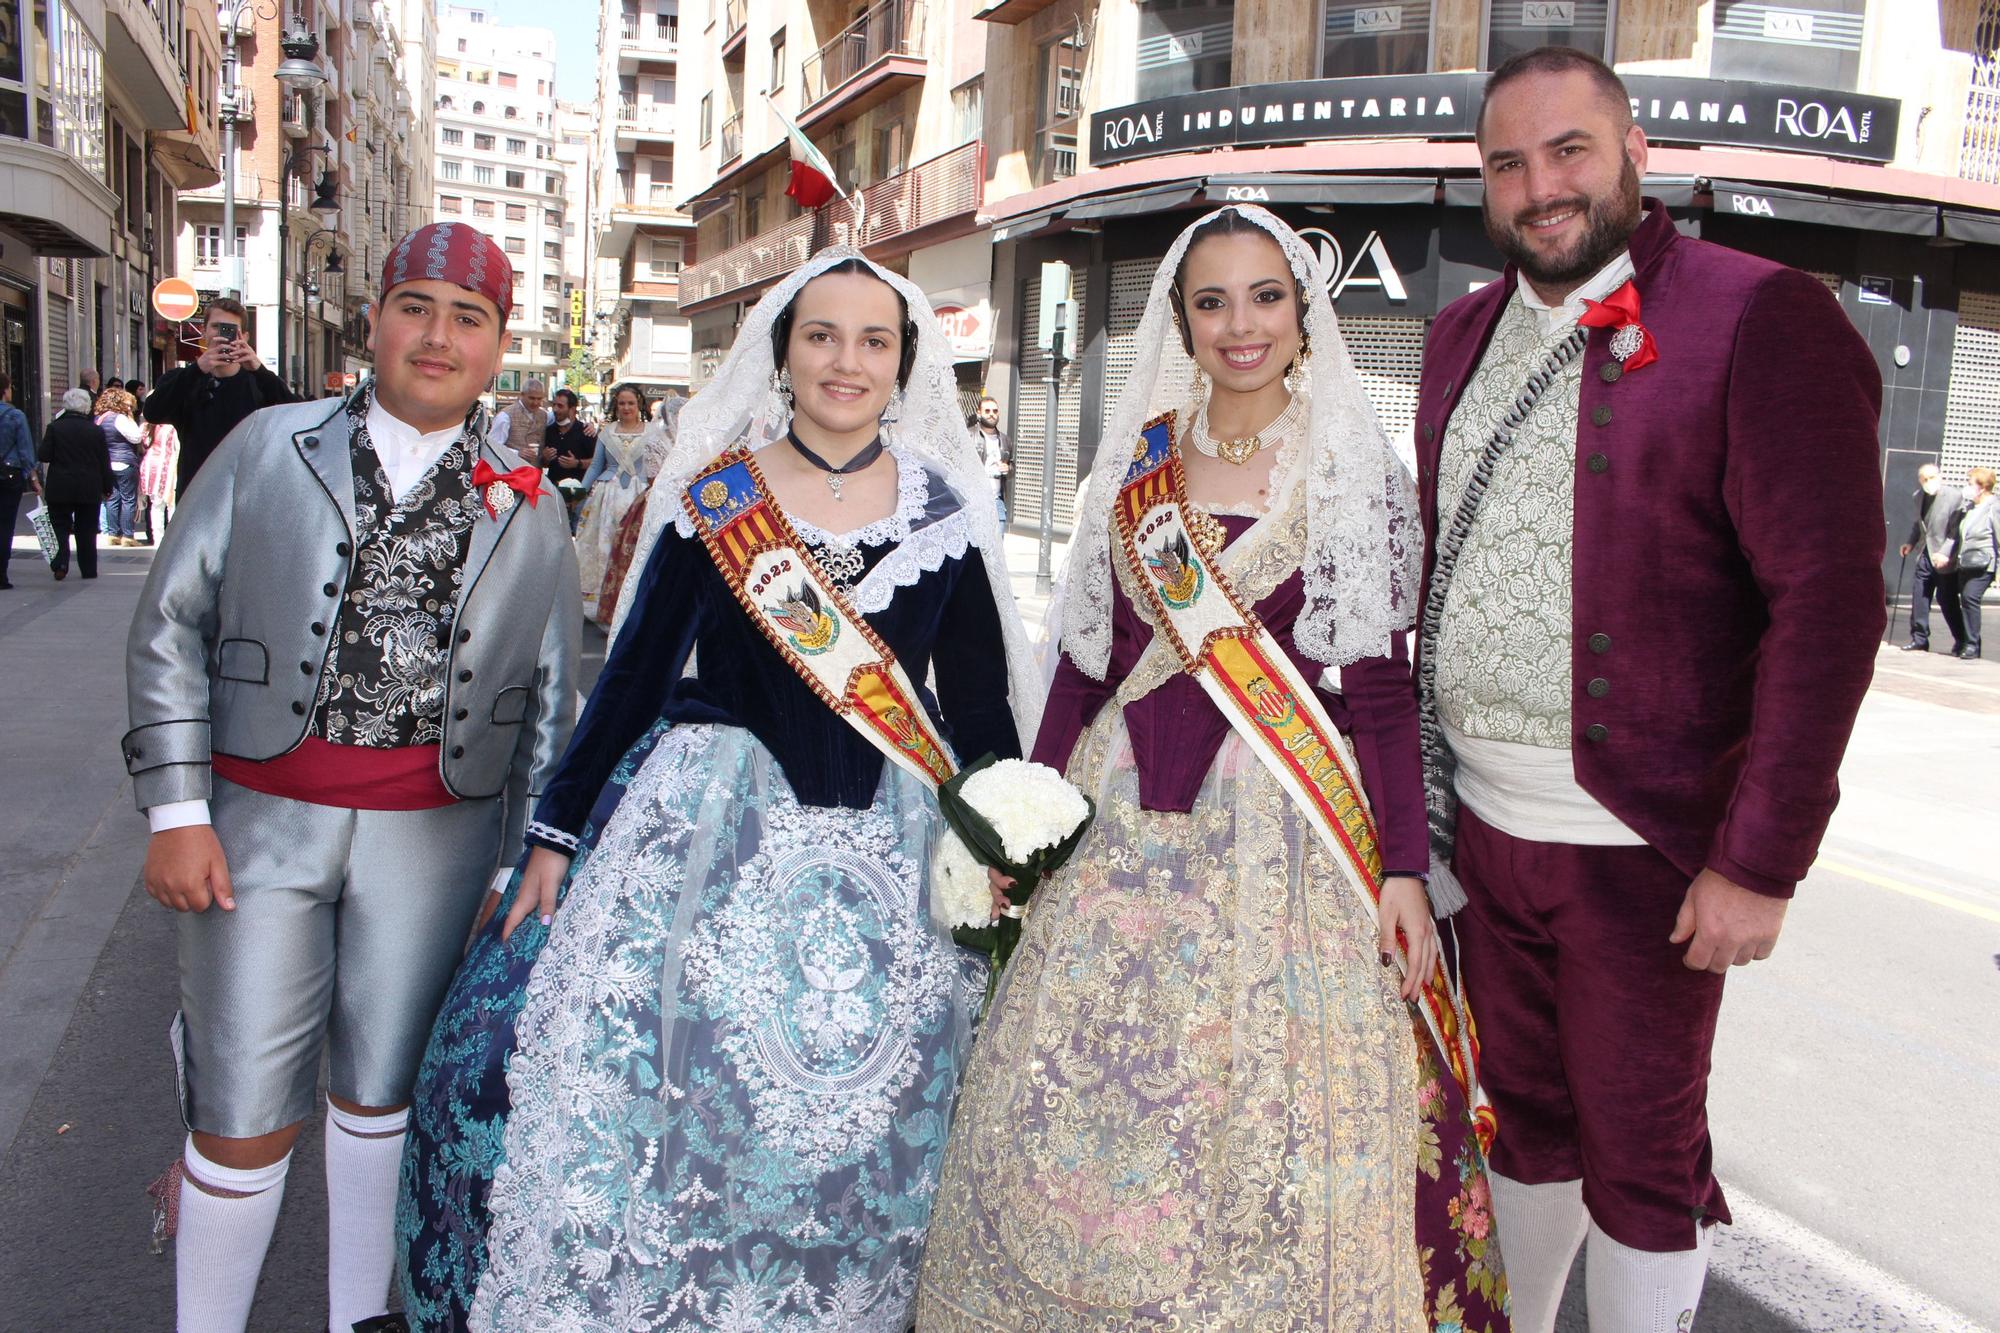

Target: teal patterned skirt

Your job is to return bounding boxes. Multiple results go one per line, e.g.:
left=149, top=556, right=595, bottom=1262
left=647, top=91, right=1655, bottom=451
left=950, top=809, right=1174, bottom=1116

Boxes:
left=395, top=722, right=985, bottom=1331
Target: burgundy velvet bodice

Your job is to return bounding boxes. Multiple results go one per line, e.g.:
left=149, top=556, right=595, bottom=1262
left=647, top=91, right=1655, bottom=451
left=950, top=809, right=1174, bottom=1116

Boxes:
left=1032, top=514, right=1429, bottom=877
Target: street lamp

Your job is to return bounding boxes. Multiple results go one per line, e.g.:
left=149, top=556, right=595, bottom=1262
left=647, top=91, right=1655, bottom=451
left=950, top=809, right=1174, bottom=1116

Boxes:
left=277, top=144, right=341, bottom=388
left=274, top=23, right=329, bottom=95
left=217, top=7, right=328, bottom=298
left=297, top=227, right=347, bottom=391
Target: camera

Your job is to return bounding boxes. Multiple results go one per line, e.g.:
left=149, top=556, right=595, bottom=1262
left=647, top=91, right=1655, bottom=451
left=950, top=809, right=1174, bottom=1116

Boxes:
left=211, top=321, right=240, bottom=345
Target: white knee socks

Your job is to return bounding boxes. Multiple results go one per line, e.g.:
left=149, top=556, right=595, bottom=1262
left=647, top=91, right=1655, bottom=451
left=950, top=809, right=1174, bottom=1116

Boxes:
left=1487, top=1171, right=1590, bottom=1333
left=1586, top=1219, right=1713, bottom=1332
left=324, top=1103, right=410, bottom=1332
left=176, top=1138, right=292, bottom=1333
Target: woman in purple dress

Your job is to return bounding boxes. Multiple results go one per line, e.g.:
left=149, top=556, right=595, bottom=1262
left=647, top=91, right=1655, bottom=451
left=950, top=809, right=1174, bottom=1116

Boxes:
left=917, top=206, right=1511, bottom=1331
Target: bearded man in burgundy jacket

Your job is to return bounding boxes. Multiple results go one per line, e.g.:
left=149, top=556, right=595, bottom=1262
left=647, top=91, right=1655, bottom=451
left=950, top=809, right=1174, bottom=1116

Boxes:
left=1412, top=48, right=1884, bottom=1333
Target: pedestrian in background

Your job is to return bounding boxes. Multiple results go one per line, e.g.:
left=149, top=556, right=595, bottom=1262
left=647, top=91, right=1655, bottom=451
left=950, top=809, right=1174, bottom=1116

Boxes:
left=967, top=393, right=1011, bottom=523
left=78, top=367, right=101, bottom=399
left=95, top=388, right=145, bottom=546
left=1900, top=461, right=1967, bottom=654
left=0, top=372, right=39, bottom=590
left=492, top=376, right=554, bottom=464
left=139, top=420, right=182, bottom=540
left=37, top=387, right=111, bottom=581
left=1957, top=467, right=1998, bottom=660
left=144, top=297, right=300, bottom=495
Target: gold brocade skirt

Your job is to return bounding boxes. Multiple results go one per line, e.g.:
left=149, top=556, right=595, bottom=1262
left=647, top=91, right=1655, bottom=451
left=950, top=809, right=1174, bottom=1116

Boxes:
left=915, top=704, right=1433, bottom=1333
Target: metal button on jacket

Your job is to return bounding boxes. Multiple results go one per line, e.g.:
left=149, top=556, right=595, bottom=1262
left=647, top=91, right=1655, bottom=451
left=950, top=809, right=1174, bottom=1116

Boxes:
left=456, top=628, right=471, bottom=645
left=299, top=660, right=314, bottom=675
left=450, top=745, right=465, bottom=759
left=1592, top=405, right=1613, bottom=426
left=291, top=701, right=307, bottom=716
left=1588, top=632, right=1612, bottom=654
left=323, top=581, right=339, bottom=597
left=1584, top=723, right=1609, bottom=743
left=311, top=622, right=326, bottom=636
left=1587, top=453, right=1610, bottom=474
left=335, top=541, right=351, bottom=557
left=1586, top=677, right=1610, bottom=698
left=453, top=707, right=469, bottom=721
left=1599, top=362, right=1623, bottom=383
left=457, top=668, right=473, bottom=683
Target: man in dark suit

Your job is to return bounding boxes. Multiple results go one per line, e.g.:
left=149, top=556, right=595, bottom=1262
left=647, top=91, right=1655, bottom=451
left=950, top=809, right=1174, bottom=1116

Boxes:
left=1899, top=462, right=1967, bottom=652
left=1413, top=48, right=1883, bottom=1332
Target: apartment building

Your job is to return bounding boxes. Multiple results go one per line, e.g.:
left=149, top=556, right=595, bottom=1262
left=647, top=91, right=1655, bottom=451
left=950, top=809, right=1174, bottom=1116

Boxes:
left=974, top=0, right=2000, bottom=541
left=588, top=0, right=695, bottom=398
left=672, top=0, right=989, bottom=397
left=434, top=5, right=567, bottom=397
left=0, top=0, right=222, bottom=427
left=174, top=0, right=435, bottom=398
left=553, top=99, right=597, bottom=394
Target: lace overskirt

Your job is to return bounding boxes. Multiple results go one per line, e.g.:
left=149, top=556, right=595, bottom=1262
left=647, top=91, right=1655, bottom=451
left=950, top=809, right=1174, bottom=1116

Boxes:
left=470, top=723, right=986, bottom=1332
left=915, top=709, right=1512, bottom=1333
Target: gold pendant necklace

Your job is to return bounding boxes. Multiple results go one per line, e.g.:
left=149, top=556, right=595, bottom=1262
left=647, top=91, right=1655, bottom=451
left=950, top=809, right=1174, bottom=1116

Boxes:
left=1189, top=394, right=1305, bottom=467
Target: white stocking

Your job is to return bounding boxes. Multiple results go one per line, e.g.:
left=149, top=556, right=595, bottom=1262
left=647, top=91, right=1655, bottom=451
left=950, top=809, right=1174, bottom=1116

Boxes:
left=324, top=1103, right=409, bottom=1331
left=176, top=1137, right=291, bottom=1333
left=1584, top=1218, right=1714, bottom=1332
left=1488, top=1171, right=1589, bottom=1333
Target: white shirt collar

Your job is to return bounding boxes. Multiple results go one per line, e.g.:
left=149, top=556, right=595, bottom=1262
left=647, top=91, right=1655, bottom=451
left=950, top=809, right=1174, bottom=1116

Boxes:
left=1516, top=247, right=1637, bottom=337
left=365, top=396, right=468, bottom=503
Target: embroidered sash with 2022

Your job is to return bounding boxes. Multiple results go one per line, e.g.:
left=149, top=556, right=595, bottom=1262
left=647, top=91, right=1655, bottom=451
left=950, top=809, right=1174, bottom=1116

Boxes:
left=1115, top=413, right=1495, bottom=1151
left=683, top=446, right=955, bottom=792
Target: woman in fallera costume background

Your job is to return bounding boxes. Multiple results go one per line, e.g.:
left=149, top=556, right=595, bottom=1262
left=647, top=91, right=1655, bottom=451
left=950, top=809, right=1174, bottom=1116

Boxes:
left=572, top=381, right=667, bottom=618
left=917, top=206, right=1511, bottom=1332
left=394, top=249, right=1040, bottom=1331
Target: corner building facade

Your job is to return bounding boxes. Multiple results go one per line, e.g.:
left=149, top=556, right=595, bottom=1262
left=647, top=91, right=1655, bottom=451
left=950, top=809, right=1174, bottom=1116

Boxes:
left=973, top=0, right=2000, bottom=579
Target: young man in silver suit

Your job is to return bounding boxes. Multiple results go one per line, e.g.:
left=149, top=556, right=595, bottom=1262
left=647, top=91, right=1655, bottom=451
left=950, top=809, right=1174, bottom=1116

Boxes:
left=123, top=221, right=580, bottom=1332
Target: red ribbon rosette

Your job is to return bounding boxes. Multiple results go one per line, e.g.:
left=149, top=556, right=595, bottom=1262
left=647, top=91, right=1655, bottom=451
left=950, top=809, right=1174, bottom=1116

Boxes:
left=1578, top=279, right=1658, bottom=373
left=471, top=459, right=544, bottom=519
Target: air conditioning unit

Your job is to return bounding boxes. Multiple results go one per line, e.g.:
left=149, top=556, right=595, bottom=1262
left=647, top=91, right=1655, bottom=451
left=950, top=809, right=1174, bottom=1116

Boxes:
left=281, top=93, right=309, bottom=138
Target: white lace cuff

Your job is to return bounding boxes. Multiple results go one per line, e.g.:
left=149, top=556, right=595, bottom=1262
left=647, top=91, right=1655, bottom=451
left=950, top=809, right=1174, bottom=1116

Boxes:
left=525, top=819, right=580, bottom=852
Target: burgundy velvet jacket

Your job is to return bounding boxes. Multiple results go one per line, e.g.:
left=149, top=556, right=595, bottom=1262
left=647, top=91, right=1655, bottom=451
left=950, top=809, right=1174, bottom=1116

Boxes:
left=1414, top=205, right=1884, bottom=898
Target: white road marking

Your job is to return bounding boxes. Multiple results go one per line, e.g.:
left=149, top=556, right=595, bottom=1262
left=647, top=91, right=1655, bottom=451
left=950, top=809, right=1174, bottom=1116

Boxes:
left=1713, top=1184, right=1992, bottom=1332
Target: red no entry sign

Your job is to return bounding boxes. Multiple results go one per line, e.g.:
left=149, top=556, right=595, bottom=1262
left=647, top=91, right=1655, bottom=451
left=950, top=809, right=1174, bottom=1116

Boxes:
left=152, top=278, right=200, bottom=322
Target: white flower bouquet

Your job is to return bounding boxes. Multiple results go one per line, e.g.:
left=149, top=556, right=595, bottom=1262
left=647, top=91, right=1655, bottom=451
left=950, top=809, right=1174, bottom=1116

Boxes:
left=556, top=478, right=587, bottom=501
left=931, top=755, right=1095, bottom=981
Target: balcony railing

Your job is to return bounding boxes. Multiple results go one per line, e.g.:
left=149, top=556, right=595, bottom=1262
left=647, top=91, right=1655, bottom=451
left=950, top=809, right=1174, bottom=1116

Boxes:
left=612, top=187, right=684, bottom=217
left=801, top=0, right=924, bottom=107
left=720, top=111, right=742, bottom=163
left=1035, top=118, right=1077, bottom=187
left=621, top=15, right=639, bottom=39
left=681, top=140, right=980, bottom=310
left=724, top=0, right=746, bottom=37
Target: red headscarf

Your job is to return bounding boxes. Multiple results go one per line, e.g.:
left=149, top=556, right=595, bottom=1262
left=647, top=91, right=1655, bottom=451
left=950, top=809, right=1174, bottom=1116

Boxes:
left=380, top=222, right=512, bottom=322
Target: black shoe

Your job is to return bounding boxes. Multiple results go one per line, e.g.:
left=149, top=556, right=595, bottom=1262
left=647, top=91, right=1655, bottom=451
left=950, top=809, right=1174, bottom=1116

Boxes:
left=0, top=579, right=12, bottom=589
left=1899, top=641, right=1928, bottom=651
left=1958, top=648, right=1981, bottom=659
left=50, top=566, right=65, bottom=581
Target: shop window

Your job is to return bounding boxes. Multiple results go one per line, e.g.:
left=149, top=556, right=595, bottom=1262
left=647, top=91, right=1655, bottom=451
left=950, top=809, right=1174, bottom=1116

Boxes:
left=1484, top=0, right=1613, bottom=71
left=1136, top=1, right=1234, bottom=101
left=1710, top=0, right=1862, bottom=91
left=1320, top=1, right=1432, bottom=77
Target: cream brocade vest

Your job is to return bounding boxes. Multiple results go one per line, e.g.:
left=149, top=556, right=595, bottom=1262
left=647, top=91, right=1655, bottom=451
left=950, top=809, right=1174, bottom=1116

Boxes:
left=1432, top=293, right=1584, bottom=748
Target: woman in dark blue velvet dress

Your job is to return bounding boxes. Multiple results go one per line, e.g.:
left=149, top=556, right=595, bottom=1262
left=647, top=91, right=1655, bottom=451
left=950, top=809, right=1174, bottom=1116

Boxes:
left=393, top=251, right=1039, bottom=1332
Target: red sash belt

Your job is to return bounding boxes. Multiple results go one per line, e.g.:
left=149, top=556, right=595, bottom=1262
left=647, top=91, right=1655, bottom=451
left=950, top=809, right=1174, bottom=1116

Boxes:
left=213, top=737, right=458, bottom=810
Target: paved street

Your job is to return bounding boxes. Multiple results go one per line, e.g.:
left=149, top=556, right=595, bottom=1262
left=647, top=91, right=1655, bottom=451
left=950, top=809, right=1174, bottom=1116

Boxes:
left=0, top=522, right=1993, bottom=1331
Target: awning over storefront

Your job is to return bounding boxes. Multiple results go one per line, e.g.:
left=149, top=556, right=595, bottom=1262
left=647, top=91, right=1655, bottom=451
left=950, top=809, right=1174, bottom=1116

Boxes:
left=1064, top=183, right=1203, bottom=221
left=1707, top=181, right=1936, bottom=234
left=1205, top=174, right=1437, bottom=206
left=1941, top=209, right=2000, bottom=246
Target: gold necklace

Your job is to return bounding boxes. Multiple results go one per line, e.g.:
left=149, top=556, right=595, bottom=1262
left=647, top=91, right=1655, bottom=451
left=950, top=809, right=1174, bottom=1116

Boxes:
left=1188, top=393, right=1305, bottom=466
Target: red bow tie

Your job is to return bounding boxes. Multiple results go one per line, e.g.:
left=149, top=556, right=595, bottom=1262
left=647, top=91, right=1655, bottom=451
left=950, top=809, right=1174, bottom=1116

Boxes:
left=471, top=459, right=544, bottom=518
left=1577, top=279, right=1658, bottom=372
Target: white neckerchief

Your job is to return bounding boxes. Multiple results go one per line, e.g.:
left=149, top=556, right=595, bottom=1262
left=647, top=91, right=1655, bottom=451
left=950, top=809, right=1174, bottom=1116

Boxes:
left=366, top=397, right=465, bottom=503
left=1517, top=246, right=1637, bottom=338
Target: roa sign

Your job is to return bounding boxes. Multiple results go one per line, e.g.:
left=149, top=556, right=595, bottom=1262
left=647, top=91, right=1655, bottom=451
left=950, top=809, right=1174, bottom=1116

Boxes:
left=1295, top=227, right=1409, bottom=305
